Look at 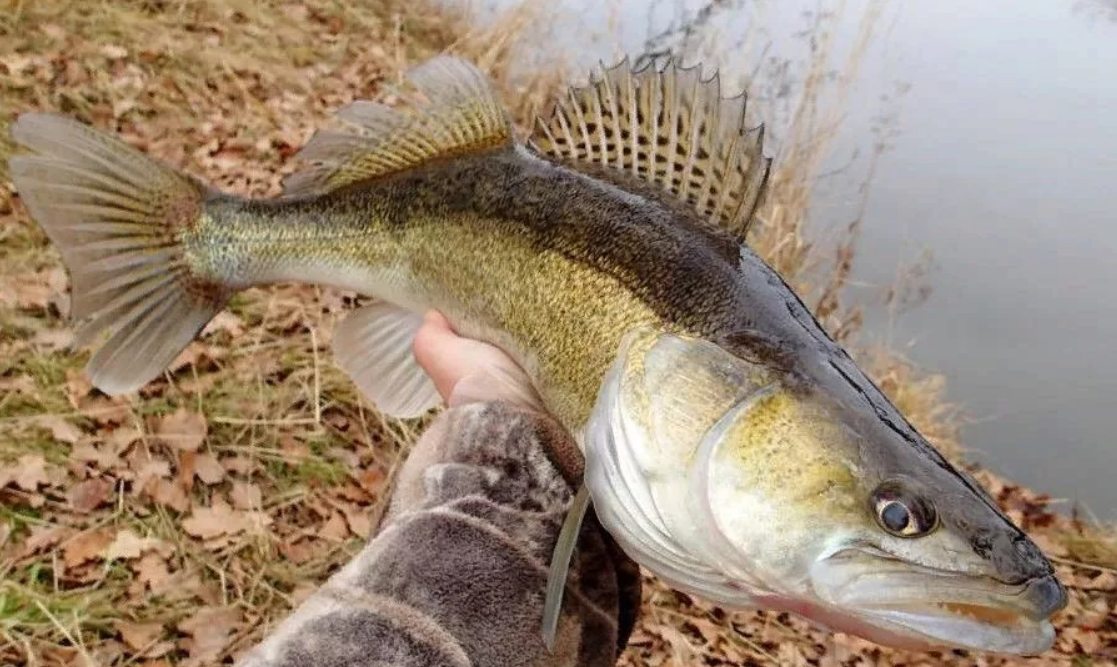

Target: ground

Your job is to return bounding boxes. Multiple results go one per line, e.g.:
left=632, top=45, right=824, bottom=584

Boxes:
left=0, top=1, right=1113, bottom=666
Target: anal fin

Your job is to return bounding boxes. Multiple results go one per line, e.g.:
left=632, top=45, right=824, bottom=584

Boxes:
left=333, top=302, right=441, bottom=419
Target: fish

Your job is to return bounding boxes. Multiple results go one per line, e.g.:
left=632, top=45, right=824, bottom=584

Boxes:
left=8, top=55, right=1067, bottom=654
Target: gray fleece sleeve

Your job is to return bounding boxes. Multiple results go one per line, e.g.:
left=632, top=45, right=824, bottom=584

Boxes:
left=235, top=402, right=640, bottom=667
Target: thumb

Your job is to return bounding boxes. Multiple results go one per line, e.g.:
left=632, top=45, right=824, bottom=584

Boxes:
left=413, top=311, right=544, bottom=411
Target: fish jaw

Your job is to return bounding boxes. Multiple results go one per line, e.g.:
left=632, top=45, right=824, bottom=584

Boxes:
left=803, top=547, right=1063, bottom=654
left=583, top=329, right=1067, bottom=656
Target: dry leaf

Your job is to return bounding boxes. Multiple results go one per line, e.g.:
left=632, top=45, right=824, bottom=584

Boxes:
left=357, top=467, right=385, bottom=495
left=147, top=478, right=190, bottom=513
left=222, top=456, right=256, bottom=475
left=152, top=409, right=207, bottom=452
left=182, top=500, right=271, bottom=540
left=289, top=581, right=318, bottom=607
left=0, top=374, right=36, bottom=395
left=71, top=441, right=122, bottom=469
left=132, top=456, right=171, bottom=487
left=116, top=620, right=163, bottom=652
left=319, top=512, right=349, bottom=542
left=179, top=450, right=197, bottom=492
left=1030, top=532, right=1070, bottom=558
left=107, top=426, right=142, bottom=452
left=100, top=44, right=128, bottom=59
left=343, top=507, right=371, bottom=540
left=1075, top=628, right=1102, bottom=654
left=6, top=453, right=49, bottom=491
left=193, top=452, right=225, bottom=485
left=32, top=326, right=73, bottom=350
left=68, top=477, right=114, bottom=513
left=18, top=525, right=73, bottom=558
left=229, top=481, right=262, bottom=510
left=167, top=343, right=200, bottom=373
left=63, top=527, right=114, bottom=568
left=278, top=538, right=318, bottom=565
left=105, top=529, right=167, bottom=560
left=203, top=311, right=244, bottom=337
left=4, top=271, right=52, bottom=309
left=35, top=415, right=83, bottom=444
left=326, top=446, right=359, bottom=469
left=134, top=552, right=171, bottom=594
left=178, top=606, right=241, bottom=666
left=65, top=369, right=93, bottom=405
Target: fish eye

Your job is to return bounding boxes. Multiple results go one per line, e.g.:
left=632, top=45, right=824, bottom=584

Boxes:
left=871, top=480, right=938, bottom=538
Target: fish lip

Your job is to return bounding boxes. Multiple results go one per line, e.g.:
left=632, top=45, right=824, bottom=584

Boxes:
left=810, top=547, right=1065, bottom=653
left=858, top=602, right=1057, bottom=655
left=817, top=547, right=1066, bottom=619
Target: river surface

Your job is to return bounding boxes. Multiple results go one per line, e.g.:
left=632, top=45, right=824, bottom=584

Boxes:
left=465, top=0, right=1117, bottom=517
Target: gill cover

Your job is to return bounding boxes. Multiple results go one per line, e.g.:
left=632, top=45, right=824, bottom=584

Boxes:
left=583, top=329, right=782, bottom=605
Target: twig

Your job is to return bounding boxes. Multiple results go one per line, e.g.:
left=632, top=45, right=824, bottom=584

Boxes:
left=310, top=326, right=322, bottom=425
left=1050, top=555, right=1117, bottom=576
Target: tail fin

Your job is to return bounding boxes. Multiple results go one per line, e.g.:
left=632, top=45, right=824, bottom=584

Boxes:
left=8, top=113, right=226, bottom=396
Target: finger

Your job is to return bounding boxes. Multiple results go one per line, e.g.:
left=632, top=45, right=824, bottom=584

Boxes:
left=412, top=312, right=473, bottom=401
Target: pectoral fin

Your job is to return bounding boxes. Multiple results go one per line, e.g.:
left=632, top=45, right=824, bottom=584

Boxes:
left=542, top=483, right=591, bottom=651
left=333, top=302, right=441, bottom=419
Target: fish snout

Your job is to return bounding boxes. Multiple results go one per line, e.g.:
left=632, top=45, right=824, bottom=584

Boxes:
left=1019, top=573, right=1068, bottom=621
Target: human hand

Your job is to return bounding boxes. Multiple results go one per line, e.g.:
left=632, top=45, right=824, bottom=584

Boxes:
left=412, top=310, right=544, bottom=411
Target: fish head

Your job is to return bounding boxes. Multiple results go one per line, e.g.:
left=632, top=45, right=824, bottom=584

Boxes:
left=585, top=330, right=1067, bottom=655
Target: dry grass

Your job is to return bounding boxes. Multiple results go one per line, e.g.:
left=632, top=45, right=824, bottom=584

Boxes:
left=0, top=1, right=1113, bottom=665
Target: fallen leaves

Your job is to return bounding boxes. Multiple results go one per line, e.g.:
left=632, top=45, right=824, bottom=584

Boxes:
left=151, top=409, right=207, bottom=452
left=34, top=415, right=83, bottom=444
left=67, top=477, right=115, bottom=513
left=230, top=480, right=263, bottom=510
left=0, top=453, right=49, bottom=491
left=146, top=478, right=191, bottom=513
left=192, top=452, right=226, bottom=485
left=116, top=620, right=167, bottom=655
left=133, top=552, right=173, bottom=596
left=0, top=267, right=66, bottom=311
left=178, top=607, right=242, bottom=666
left=62, top=527, right=115, bottom=569
left=104, top=528, right=168, bottom=561
left=182, top=499, right=273, bottom=542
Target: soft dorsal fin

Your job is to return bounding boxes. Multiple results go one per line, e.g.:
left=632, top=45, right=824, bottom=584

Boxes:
left=285, top=56, right=514, bottom=195
left=529, top=57, right=771, bottom=242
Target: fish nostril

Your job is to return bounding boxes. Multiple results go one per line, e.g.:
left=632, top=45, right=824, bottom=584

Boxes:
left=1022, top=574, right=1068, bottom=620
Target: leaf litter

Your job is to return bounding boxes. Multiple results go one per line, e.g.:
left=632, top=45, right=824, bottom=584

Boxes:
left=0, top=1, right=1112, bottom=666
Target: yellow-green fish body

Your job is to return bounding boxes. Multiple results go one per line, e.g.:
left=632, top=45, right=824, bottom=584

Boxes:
left=192, top=149, right=682, bottom=429
left=9, top=56, right=1067, bottom=655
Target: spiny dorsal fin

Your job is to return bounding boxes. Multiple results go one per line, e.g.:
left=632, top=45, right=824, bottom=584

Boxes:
left=285, top=56, right=514, bottom=195
left=529, top=57, right=771, bottom=242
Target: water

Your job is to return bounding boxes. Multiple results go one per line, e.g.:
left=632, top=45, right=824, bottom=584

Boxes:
left=841, top=0, right=1117, bottom=519
left=466, top=0, right=1117, bottom=517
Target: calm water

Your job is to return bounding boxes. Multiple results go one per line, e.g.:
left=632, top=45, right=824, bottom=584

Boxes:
left=467, top=0, right=1117, bottom=517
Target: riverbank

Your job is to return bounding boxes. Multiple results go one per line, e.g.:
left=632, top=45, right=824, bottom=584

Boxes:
left=0, top=1, right=1112, bottom=665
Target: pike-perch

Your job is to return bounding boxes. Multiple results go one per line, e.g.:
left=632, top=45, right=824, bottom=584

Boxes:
left=8, top=56, right=1067, bottom=654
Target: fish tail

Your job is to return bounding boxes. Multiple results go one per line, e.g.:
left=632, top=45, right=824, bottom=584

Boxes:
left=9, top=112, right=228, bottom=396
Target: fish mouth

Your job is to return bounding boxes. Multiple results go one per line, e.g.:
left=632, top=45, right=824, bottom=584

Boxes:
left=810, top=548, right=1067, bottom=655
